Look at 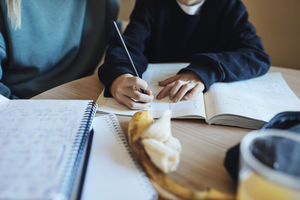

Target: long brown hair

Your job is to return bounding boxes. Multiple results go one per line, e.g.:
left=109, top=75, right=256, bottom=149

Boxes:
left=6, top=0, right=21, bottom=29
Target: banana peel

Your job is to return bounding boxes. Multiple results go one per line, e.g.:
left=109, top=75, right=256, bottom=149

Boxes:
left=141, top=110, right=172, bottom=142
left=128, top=110, right=235, bottom=200
left=141, top=110, right=181, bottom=173
left=128, top=110, right=154, bottom=145
left=142, top=138, right=180, bottom=173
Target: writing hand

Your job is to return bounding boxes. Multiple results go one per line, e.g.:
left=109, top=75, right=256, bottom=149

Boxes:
left=111, top=73, right=154, bottom=109
left=156, top=72, right=205, bottom=102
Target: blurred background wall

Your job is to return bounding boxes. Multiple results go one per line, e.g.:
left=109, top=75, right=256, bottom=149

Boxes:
left=243, top=0, right=300, bottom=69
left=118, top=0, right=300, bottom=69
left=118, top=0, right=135, bottom=21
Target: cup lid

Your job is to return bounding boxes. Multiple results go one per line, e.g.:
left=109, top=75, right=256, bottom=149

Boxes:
left=240, top=129, right=300, bottom=189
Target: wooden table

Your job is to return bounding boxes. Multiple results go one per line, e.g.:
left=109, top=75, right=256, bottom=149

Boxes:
left=33, top=66, right=300, bottom=196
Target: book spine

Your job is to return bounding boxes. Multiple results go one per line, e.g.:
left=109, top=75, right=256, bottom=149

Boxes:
left=55, top=102, right=97, bottom=200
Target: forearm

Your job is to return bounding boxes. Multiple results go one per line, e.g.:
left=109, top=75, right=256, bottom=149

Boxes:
left=98, top=0, right=153, bottom=96
left=179, top=48, right=270, bottom=91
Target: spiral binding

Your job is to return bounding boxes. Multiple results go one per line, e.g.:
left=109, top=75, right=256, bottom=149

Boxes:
left=54, top=101, right=97, bottom=200
left=106, top=114, right=158, bottom=200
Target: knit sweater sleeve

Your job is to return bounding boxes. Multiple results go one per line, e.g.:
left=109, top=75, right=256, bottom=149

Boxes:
left=179, top=0, right=271, bottom=91
left=0, top=29, right=14, bottom=98
left=98, top=0, right=154, bottom=96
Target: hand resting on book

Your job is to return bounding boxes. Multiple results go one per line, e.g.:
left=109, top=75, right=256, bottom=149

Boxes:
left=157, top=71, right=205, bottom=102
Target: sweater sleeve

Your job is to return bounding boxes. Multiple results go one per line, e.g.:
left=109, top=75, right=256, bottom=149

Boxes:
left=0, top=31, right=13, bottom=98
left=178, top=0, right=271, bottom=91
left=98, top=0, right=154, bottom=96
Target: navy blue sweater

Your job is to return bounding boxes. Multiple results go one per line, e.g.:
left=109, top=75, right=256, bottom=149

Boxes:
left=99, top=0, right=271, bottom=95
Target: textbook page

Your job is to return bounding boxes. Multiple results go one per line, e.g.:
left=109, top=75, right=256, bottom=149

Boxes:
left=204, top=73, right=300, bottom=127
left=97, top=63, right=206, bottom=119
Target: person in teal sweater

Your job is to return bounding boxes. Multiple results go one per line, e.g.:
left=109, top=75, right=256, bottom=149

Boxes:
left=0, top=0, right=119, bottom=99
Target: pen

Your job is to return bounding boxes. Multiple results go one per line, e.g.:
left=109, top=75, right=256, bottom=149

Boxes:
left=112, top=21, right=147, bottom=94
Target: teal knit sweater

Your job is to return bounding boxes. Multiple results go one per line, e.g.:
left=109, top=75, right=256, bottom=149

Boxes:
left=0, top=0, right=118, bottom=98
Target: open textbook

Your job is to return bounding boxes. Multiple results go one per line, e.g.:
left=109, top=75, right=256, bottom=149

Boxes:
left=97, top=63, right=300, bottom=129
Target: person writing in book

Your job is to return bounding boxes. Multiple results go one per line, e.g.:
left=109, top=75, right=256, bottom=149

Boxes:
left=98, top=0, right=271, bottom=110
left=0, top=0, right=119, bottom=99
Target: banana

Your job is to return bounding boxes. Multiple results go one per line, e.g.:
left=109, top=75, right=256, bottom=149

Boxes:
left=141, top=110, right=172, bottom=142
left=128, top=110, right=153, bottom=145
left=142, top=138, right=180, bottom=173
left=164, top=136, right=182, bottom=153
left=141, top=110, right=181, bottom=173
left=127, top=110, right=235, bottom=200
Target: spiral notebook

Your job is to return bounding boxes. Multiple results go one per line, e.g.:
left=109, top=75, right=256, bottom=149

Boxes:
left=0, top=95, right=97, bottom=200
left=81, top=114, right=158, bottom=200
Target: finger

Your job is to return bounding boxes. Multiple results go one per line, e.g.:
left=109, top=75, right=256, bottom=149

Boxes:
left=183, top=83, right=203, bottom=100
left=158, top=75, right=179, bottom=86
left=123, top=87, right=154, bottom=103
left=169, top=80, right=187, bottom=100
left=156, top=83, right=174, bottom=99
left=146, top=89, right=153, bottom=96
left=126, top=77, right=149, bottom=90
left=133, top=90, right=154, bottom=103
left=173, top=82, right=196, bottom=102
left=118, top=94, right=151, bottom=110
left=143, top=88, right=154, bottom=98
left=128, top=77, right=152, bottom=96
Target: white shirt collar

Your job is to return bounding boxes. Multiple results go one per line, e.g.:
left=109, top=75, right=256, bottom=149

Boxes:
left=176, top=0, right=205, bottom=15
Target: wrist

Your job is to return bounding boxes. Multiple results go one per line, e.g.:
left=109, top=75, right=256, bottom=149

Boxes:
left=181, top=71, right=202, bottom=82
left=110, top=73, right=134, bottom=95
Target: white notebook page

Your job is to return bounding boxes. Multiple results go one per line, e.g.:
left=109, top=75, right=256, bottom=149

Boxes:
left=81, top=114, right=157, bottom=200
left=0, top=98, right=90, bottom=199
